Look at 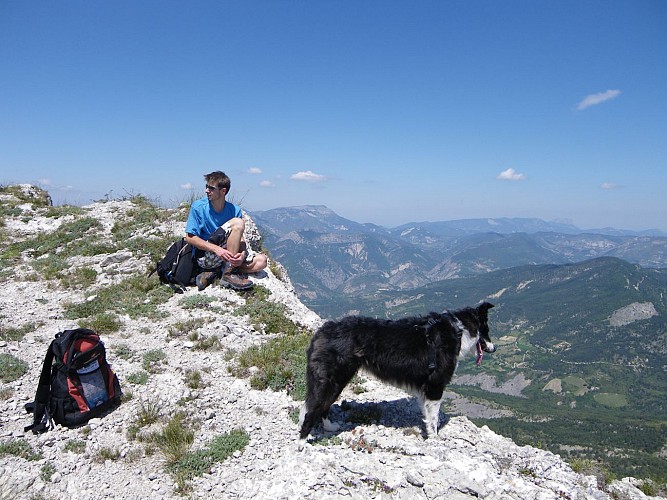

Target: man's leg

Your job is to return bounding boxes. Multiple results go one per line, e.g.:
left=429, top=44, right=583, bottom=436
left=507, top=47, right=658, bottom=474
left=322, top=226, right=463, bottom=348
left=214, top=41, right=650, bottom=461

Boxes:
left=224, top=217, right=244, bottom=255
left=218, top=218, right=253, bottom=289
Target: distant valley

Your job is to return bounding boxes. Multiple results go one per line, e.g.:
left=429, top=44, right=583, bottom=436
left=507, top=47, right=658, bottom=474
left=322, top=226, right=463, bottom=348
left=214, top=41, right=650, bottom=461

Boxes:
left=254, top=205, right=667, bottom=481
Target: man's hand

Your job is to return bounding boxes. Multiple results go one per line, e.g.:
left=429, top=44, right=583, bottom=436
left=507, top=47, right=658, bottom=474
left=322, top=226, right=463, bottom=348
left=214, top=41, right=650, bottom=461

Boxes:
left=214, top=246, right=246, bottom=268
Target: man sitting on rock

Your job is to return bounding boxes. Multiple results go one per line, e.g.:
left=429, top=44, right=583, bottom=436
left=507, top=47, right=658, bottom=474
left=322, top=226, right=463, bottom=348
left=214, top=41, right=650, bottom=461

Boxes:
left=185, top=170, right=267, bottom=291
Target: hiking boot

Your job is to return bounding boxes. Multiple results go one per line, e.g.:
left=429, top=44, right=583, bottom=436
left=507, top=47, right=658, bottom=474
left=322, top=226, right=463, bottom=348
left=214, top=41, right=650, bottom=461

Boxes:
left=221, top=266, right=253, bottom=290
left=196, top=271, right=218, bottom=291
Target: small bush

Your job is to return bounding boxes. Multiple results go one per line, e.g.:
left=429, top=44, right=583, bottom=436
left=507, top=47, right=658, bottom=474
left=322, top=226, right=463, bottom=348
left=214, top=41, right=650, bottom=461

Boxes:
left=135, top=399, right=161, bottom=427
left=127, top=371, right=150, bottom=385
left=142, top=349, right=167, bottom=373
left=179, top=295, right=217, bottom=310
left=148, top=412, right=194, bottom=464
left=569, top=458, right=616, bottom=488
left=194, top=335, right=222, bottom=351
left=638, top=479, right=659, bottom=496
left=0, top=353, right=29, bottom=382
left=79, top=312, right=123, bottom=334
left=168, top=428, right=250, bottom=492
left=233, top=286, right=303, bottom=336
left=94, top=447, right=121, bottom=463
left=21, top=217, right=102, bottom=259
left=113, top=343, right=136, bottom=361
left=184, top=369, right=203, bottom=389
left=40, top=462, right=56, bottom=482
left=63, top=439, right=86, bottom=454
left=231, top=331, right=311, bottom=400
left=69, top=267, right=98, bottom=287
left=128, top=399, right=161, bottom=440
left=168, top=318, right=207, bottom=338
left=0, top=323, right=35, bottom=342
left=0, top=439, right=42, bottom=461
left=63, top=275, right=172, bottom=321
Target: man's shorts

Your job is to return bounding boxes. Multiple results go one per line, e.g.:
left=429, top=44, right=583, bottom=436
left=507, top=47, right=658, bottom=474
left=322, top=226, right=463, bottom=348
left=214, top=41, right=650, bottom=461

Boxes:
left=196, top=221, right=255, bottom=270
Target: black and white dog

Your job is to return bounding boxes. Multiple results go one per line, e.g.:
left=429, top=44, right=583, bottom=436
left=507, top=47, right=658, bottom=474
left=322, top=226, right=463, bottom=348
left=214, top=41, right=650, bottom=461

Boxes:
left=299, top=302, right=495, bottom=440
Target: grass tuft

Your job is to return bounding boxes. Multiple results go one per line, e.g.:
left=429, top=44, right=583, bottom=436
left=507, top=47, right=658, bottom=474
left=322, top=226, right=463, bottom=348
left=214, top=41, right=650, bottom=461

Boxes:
left=0, top=353, right=29, bottom=382
left=231, top=330, right=311, bottom=400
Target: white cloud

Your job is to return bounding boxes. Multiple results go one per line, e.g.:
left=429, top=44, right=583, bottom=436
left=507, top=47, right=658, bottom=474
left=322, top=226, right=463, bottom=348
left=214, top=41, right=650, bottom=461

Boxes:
left=36, top=179, right=74, bottom=191
left=260, top=180, right=275, bottom=188
left=248, top=167, right=262, bottom=175
left=290, top=170, right=327, bottom=183
left=600, top=182, right=619, bottom=190
left=577, top=89, right=621, bottom=110
left=497, top=168, right=527, bottom=181
left=180, top=183, right=193, bottom=189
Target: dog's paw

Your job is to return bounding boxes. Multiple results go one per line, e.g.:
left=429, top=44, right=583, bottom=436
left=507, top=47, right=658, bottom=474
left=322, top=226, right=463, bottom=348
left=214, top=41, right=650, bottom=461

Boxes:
left=322, top=418, right=340, bottom=432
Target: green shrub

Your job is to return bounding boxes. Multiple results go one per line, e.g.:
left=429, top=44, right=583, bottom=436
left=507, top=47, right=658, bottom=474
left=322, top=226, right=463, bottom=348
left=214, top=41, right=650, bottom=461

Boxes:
left=30, top=254, right=69, bottom=280
left=40, top=462, right=56, bottom=482
left=22, top=217, right=102, bottom=258
left=0, top=353, right=29, bottom=382
left=63, top=275, right=172, bottom=321
left=142, top=349, right=167, bottom=373
left=179, top=295, right=217, bottom=310
left=94, top=447, right=121, bottom=463
left=127, top=371, right=150, bottom=385
left=569, top=458, right=617, bottom=488
left=113, top=343, right=136, bottom=361
left=184, top=369, right=203, bottom=389
left=231, top=331, right=311, bottom=400
left=135, top=399, right=161, bottom=427
left=194, top=335, right=222, bottom=351
left=79, top=242, right=117, bottom=256
left=167, top=428, right=250, bottom=492
left=69, top=267, right=98, bottom=287
left=63, top=439, right=86, bottom=454
left=168, top=318, right=208, bottom=338
left=148, top=412, right=194, bottom=464
left=0, top=323, right=35, bottom=342
left=233, top=286, right=303, bottom=336
left=0, top=439, right=42, bottom=461
left=45, top=205, right=84, bottom=218
left=79, top=312, right=123, bottom=334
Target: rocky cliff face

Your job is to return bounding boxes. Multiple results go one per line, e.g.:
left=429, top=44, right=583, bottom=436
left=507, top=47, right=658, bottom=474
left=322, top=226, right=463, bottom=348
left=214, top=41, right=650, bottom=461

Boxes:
left=0, top=185, right=661, bottom=499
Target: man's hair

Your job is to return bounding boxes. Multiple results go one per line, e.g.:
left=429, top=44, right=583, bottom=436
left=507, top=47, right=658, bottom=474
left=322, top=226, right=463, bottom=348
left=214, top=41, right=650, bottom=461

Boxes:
left=204, top=171, right=231, bottom=192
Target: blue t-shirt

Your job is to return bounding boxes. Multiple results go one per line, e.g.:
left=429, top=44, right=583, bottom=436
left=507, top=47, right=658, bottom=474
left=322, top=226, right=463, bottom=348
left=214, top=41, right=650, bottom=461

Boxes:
left=185, top=198, right=243, bottom=241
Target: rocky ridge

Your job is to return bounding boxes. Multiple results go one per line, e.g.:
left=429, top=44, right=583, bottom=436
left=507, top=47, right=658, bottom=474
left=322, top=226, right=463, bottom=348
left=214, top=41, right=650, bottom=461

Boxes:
left=0, top=185, right=661, bottom=499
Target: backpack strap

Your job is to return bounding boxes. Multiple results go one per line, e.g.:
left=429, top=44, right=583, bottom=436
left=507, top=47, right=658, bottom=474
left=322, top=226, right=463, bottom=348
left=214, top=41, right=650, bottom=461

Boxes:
left=24, top=339, right=56, bottom=434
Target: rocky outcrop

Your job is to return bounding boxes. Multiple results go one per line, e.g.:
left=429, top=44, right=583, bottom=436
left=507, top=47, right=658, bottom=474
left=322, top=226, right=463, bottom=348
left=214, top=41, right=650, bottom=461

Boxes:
left=0, top=186, right=661, bottom=499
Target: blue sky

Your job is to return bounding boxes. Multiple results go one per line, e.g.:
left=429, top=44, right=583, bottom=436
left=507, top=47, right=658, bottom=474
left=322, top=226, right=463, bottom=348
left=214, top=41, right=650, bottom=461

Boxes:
left=1, top=1, right=666, bottom=231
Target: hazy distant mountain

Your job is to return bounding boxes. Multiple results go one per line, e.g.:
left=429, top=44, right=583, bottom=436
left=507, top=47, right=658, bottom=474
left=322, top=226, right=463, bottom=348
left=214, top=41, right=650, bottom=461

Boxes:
left=392, top=217, right=583, bottom=239
left=253, top=206, right=667, bottom=314
left=253, top=205, right=386, bottom=236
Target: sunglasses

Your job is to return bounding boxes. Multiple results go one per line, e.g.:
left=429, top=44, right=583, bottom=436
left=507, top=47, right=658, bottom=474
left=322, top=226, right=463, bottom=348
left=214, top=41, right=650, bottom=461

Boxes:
left=205, top=184, right=222, bottom=191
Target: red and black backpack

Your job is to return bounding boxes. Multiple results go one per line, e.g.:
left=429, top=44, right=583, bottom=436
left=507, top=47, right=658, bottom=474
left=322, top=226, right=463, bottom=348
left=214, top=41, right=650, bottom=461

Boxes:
left=25, top=328, right=122, bottom=433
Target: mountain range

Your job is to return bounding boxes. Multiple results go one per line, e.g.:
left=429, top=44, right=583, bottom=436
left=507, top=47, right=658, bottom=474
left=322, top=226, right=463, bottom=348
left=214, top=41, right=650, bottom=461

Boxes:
left=253, top=205, right=667, bottom=318
left=253, top=205, right=667, bottom=481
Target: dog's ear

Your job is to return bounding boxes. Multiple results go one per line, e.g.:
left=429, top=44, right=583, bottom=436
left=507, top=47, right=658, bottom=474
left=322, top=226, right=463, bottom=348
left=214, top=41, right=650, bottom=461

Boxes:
left=478, top=301, right=494, bottom=314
